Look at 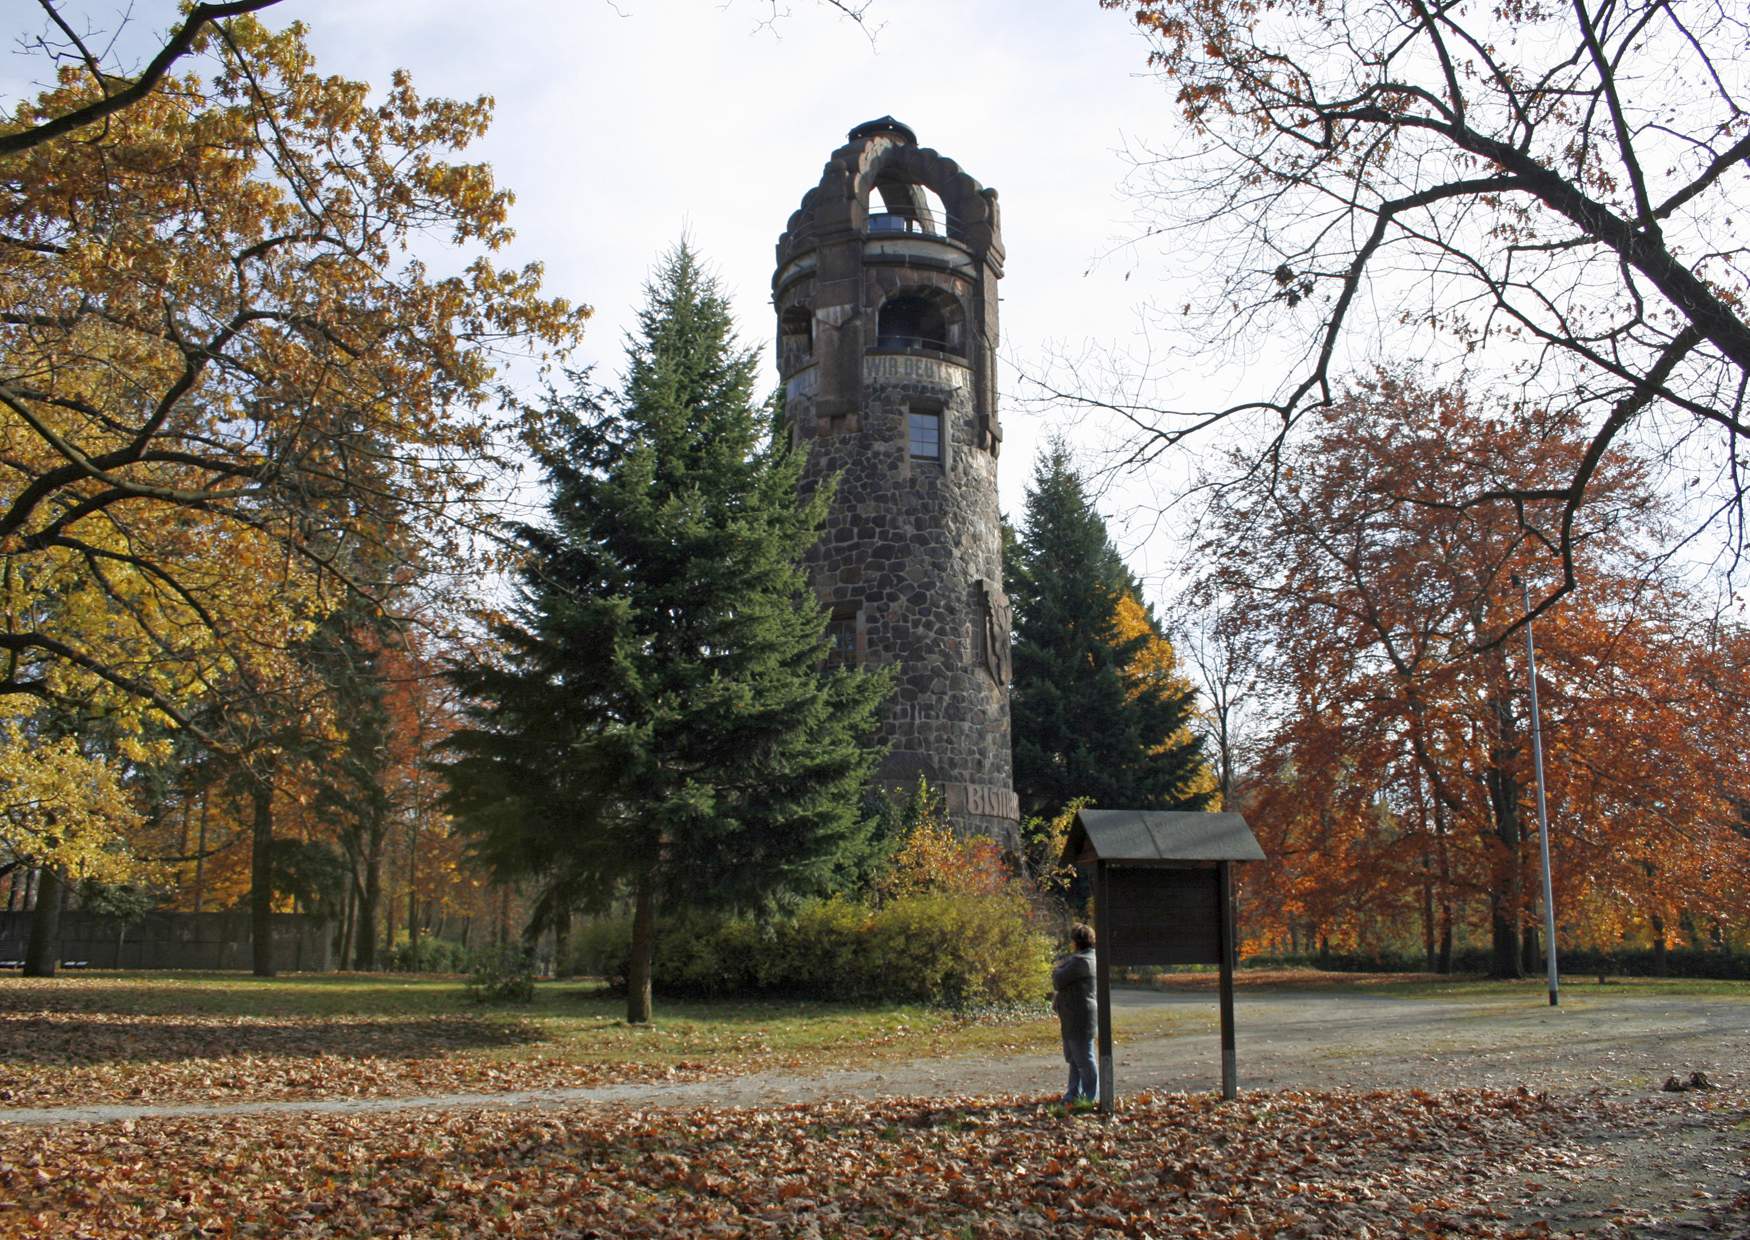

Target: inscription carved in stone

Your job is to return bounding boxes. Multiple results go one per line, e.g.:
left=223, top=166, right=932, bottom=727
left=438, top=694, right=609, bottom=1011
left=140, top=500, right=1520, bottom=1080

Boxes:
left=942, top=782, right=1021, bottom=823
left=863, top=353, right=968, bottom=390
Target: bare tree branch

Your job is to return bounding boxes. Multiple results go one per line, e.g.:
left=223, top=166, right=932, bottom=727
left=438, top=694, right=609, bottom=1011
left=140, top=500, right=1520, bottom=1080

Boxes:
left=2, top=1, right=285, bottom=158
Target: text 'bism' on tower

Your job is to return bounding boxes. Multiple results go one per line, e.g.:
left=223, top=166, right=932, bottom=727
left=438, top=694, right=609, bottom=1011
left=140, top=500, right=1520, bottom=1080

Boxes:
left=774, top=117, right=1019, bottom=850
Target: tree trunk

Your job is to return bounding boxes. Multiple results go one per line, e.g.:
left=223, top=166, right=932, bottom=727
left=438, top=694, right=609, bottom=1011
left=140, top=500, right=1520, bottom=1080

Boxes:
left=406, top=841, right=419, bottom=955
left=1489, top=888, right=1522, bottom=979
left=553, top=911, right=571, bottom=979
left=1522, top=922, right=1539, bottom=975
left=192, top=789, right=210, bottom=915
left=1420, top=873, right=1436, bottom=971
left=1484, top=659, right=1525, bottom=979
left=406, top=764, right=423, bottom=956
left=627, top=871, right=655, bottom=1024
left=383, top=866, right=397, bottom=964
left=354, top=854, right=380, bottom=971
left=1433, top=792, right=1455, bottom=974
left=1651, top=914, right=1668, bottom=977
left=250, top=772, right=276, bottom=977
left=22, top=866, right=65, bottom=977
left=1679, top=909, right=1702, bottom=951
left=338, top=866, right=356, bottom=970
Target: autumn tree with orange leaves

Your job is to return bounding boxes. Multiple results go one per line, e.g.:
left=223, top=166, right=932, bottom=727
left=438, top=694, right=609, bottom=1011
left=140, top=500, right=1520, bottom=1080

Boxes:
left=1199, top=375, right=1747, bottom=974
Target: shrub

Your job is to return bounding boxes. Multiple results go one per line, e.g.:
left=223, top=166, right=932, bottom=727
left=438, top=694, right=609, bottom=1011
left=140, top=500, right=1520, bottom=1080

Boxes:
left=875, top=780, right=1011, bottom=901
left=465, top=943, right=536, bottom=1003
left=656, top=908, right=764, bottom=997
left=769, top=898, right=869, bottom=996
left=573, top=891, right=1052, bottom=1007
left=388, top=937, right=467, bottom=973
left=568, top=918, right=632, bottom=987
left=864, top=891, right=1051, bottom=1006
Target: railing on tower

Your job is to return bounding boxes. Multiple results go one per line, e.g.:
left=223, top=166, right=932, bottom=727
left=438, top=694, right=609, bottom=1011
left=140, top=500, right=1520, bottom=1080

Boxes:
left=865, top=209, right=965, bottom=241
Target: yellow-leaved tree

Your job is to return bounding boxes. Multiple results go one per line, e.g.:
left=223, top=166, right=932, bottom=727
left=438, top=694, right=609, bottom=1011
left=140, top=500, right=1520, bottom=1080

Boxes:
left=1, top=7, right=586, bottom=971
left=0, top=723, right=141, bottom=884
left=1112, top=591, right=1220, bottom=809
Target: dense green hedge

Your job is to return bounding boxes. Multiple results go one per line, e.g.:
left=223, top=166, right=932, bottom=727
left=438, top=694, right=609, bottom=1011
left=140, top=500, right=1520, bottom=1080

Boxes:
left=571, top=892, right=1051, bottom=1006
left=1240, top=947, right=1750, bottom=980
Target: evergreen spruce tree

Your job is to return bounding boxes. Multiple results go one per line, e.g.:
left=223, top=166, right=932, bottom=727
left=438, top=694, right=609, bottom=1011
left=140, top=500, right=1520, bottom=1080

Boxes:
left=443, top=245, right=889, bottom=1022
left=1006, top=441, right=1213, bottom=821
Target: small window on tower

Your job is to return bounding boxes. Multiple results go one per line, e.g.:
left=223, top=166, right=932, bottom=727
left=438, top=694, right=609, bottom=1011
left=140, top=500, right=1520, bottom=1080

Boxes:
left=826, top=604, right=861, bottom=666
left=908, top=410, right=941, bottom=461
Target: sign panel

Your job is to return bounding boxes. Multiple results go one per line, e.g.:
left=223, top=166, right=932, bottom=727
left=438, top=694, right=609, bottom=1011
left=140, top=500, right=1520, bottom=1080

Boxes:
left=1104, top=866, right=1221, bottom=966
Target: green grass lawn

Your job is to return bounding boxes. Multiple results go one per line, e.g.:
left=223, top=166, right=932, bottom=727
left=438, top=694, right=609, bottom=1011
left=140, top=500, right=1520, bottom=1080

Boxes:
left=0, top=971, right=1085, bottom=1106
left=0, top=970, right=1064, bottom=1061
left=3, top=968, right=1742, bottom=1109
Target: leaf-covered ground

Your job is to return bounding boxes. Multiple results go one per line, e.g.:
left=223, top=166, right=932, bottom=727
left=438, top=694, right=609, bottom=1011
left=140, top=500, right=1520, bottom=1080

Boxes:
left=0, top=1008, right=689, bottom=1105
left=3, top=1085, right=1744, bottom=1237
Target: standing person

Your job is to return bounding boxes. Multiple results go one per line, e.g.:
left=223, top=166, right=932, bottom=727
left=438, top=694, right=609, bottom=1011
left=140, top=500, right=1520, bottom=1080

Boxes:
left=1051, top=923, right=1098, bottom=1106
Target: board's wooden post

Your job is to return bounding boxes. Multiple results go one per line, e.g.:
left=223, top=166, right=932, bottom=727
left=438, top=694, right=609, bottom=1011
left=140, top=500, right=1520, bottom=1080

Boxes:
left=1095, top=861, right=1115, bottom=1114
left=1217, top=860, right=1238, bottom=1100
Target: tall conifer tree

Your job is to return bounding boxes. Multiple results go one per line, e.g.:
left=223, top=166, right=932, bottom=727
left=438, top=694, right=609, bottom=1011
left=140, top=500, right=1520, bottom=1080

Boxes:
left=1006, top=442, right=1213, bottom=820
left=443, top=246, right=889, bottom=1021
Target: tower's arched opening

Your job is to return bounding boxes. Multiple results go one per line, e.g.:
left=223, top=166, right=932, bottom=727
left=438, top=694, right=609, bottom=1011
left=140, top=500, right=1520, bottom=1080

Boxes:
left=876, top=288, right=964, bottom=355
left=868, top=176, right=951, bottom=238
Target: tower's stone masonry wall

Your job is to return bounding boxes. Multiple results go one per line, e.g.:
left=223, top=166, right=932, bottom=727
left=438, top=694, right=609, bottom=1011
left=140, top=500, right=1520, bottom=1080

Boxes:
left=776, top=119, right=1018, bottom=847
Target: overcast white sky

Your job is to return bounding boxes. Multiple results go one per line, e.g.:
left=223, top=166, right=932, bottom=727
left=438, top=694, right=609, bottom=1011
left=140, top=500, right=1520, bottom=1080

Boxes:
left=0, top=1, right=1277, bottom=600
left=273, top=0, right=1209, bottom=592
left=11, top=2, right=1743, bottom=610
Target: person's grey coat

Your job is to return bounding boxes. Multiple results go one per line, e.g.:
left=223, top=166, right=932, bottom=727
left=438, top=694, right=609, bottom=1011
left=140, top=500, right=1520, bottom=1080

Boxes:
left=1051, top=948, right=1097, bottom=1042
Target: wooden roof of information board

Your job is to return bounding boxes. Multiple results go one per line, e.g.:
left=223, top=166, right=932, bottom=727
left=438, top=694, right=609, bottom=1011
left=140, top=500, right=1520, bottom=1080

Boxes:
left=1063, top=809, right=1264, bottom=867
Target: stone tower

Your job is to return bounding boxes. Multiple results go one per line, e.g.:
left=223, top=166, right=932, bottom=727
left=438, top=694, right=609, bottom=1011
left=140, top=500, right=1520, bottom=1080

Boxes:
left=774, top=118, right=1019, bottom=847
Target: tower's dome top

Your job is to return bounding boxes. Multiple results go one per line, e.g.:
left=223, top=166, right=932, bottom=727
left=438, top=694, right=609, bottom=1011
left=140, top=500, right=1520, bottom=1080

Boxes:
left=847, top=116, right=916, bottom=145
left=776, top=119, right=1002, bottom=274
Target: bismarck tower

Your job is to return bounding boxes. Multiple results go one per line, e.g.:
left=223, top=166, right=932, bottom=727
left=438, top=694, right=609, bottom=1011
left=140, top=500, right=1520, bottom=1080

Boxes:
left=774, top=118, right=1019, bottom=848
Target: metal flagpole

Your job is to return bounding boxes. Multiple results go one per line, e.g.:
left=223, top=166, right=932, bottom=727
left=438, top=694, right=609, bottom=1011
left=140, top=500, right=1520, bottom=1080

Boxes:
left=1517, top=576, right=1560, bottom=1007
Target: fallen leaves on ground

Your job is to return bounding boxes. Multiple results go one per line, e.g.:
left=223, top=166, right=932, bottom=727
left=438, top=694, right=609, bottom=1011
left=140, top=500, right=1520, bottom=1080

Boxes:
left=4, top=1086, right=1745, bottom=1237
left=0, top=1010, right=733, bottom=1107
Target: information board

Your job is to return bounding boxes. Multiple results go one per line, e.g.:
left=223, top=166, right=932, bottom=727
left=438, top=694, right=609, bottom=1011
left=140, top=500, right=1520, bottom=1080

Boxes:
left=1104, top=866, right=1221, bottom=967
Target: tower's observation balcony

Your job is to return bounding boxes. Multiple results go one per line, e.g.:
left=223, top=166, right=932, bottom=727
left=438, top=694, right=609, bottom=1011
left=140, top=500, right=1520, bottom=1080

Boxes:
left=863, top=205, right=976, bottom=270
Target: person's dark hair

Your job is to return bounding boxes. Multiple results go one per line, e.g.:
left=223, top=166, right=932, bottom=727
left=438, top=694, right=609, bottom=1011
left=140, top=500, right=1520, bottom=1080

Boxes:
left=1071, top=923, right=1095, bottom=951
